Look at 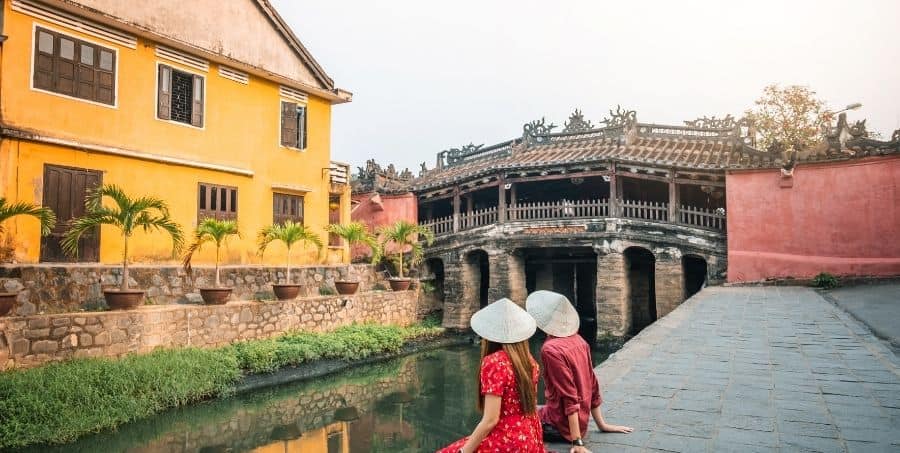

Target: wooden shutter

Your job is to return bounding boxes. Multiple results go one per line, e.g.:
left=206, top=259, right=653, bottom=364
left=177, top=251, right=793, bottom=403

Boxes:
left=56, top=36, right=76, bottom=96
left=76, top=43, right=95, bottom=100
left=198, top=183, right=237, bottom=222
left=33, top=29, right=55, bottom=90
left=273, top=193, right=303, bottom=225
left=158, top=65, right=172, bottom=120
left=96, top=49, right=115, bottom=104
left=280, top=101, right=298, bottom=148
left=298, top=105, right=308, bottom=149
left=191, top=74, right=204, bottom=127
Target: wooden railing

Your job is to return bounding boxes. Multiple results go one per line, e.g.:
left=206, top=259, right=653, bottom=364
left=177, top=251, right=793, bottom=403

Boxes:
left=680, top=205, right=726, bottom=231
left=422, top=198, right=726, bottom=237
left=507, top=199, right=609, bottom=220
left=460, top=206, right=498, bottom=230
left=421, top=215, right=454, bottom=236
left=619, top=199, right=668, bottom=222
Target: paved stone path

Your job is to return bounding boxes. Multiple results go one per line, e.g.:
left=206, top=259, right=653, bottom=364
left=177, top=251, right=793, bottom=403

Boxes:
left=824, top=282, right=900, bottom=353
left=547, top=286, right=900, bottom=453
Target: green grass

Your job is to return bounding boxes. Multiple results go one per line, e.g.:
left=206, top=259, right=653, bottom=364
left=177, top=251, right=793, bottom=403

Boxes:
left=0, top=322, right=443, bottom=449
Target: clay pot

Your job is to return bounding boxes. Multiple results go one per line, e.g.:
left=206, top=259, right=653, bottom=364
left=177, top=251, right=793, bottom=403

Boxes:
left=103, top=290, right=145, bottom=310
left=0, top=293, right=16, bottom=316
left=388, top=278, right=412, bottom=291
left=334, top=281, right=359, bottom=295
left=199, top=288, right=232, bottom=305
left=272, top=284, right=301, bottom=300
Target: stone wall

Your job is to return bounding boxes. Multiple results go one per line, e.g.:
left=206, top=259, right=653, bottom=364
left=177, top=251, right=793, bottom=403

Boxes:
left=0, top=290, right=418, bottom=370
left=0, top=264, right=387, bottom=315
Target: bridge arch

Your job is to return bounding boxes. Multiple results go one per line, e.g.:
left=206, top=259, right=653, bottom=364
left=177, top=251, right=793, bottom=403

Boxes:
left=682, top=254, right=708, bottom=299
left=624, top=246, right=656, bottom=335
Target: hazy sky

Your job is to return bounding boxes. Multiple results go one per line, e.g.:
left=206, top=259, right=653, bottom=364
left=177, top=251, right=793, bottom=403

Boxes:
left=272, top=0, right=900, bottom=172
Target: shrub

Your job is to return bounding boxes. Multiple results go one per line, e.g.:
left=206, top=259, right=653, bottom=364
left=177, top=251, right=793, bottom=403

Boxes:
left=318, top=285, right=337, bottom=296
left=812, top=272, right=839, bottom=289
left=0, top=348, right=239, bottom=448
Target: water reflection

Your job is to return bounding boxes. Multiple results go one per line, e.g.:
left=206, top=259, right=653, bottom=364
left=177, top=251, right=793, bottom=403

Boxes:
left=20, top=341, right=610, bottom=453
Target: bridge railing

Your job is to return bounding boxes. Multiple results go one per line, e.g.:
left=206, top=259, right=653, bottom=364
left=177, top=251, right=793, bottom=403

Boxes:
left=507, top=199, right=609, bottom=220
left=680, top=205, right=726, bottom=231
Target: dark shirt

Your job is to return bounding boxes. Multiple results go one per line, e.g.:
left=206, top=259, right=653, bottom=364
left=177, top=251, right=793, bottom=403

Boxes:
left=538, top=334, right=602, bottom=441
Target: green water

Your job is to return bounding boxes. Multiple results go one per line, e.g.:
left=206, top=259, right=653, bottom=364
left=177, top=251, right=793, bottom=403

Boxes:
left=24, top=340, right=611, bottom=453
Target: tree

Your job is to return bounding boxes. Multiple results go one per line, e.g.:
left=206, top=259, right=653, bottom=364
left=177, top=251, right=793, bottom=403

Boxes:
left=745, top=84, right=829, bottom=157
left=0, top=198, right=56, bottom=237
left=62, top=185, right=183, bottom=291
left=325, top=222, right=381, bottom=264
left=183, top=218, right=240, bottom=288
left=377, top=220, right=434, bottom=279
left=257, top=221, right=323, bottom=284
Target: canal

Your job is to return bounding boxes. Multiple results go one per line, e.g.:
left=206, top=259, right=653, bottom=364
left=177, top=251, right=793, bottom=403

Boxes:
left=23, top=339, right=612, bottom=452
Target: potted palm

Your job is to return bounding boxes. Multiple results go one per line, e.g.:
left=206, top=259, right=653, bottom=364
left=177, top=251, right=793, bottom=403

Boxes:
left=377, top=220, right=434, bottom=291
left=183, top=218, right=240, bottom=304
left=63, top=185, right=183, bottom=310
left=258, top=220, right=323, bottom=300
left=0, top=198, right=56, bottom=316
left=325, top=222, right=381, bottom=295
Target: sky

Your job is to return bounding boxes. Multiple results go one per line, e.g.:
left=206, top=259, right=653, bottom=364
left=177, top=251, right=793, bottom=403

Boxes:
left=271, top=0, right=900, bottom=172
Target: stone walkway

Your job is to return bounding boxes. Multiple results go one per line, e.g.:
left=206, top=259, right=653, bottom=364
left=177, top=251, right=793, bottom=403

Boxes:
left=547, top=286, right=900, bottom=453
left=823, top=282, right=900, bottom=354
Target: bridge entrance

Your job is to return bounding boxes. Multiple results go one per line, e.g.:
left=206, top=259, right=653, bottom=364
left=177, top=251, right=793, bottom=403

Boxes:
left=625, top=247, right=656, bottom=335
left=523, top=247, right=598, bottom=344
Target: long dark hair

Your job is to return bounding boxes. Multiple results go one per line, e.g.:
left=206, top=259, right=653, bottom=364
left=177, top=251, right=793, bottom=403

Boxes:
left=476, top=339, right=537, bottom=414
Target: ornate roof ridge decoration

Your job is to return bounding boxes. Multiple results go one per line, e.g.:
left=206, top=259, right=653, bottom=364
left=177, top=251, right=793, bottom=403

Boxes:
left=522, top=117, right=558, bottom=145
left=563, top=109, right=594, bottom=133
left=683, top=114, right=737, bottom=129
left=601, top=105, right=637, bottom=128
left=353, top=159, right=413, bottom=194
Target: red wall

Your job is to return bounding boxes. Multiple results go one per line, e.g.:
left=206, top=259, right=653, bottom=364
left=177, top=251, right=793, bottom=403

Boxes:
left=726, top=156, right=900, bottom=282
left=350, top=192, right=418, bottom=261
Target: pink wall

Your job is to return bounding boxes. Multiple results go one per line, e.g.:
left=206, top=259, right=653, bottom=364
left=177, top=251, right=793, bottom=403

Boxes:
left=350, top=192, right=418, bottom=261
left=726, top=156, right=900, bottom=282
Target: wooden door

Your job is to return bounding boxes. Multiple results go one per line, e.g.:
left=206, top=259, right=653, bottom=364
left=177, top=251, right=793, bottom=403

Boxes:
left=40, top=164, right=102, bottom=262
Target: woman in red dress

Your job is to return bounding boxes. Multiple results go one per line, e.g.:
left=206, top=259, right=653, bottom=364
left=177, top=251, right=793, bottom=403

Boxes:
left=438, top=298, right=544, bottom=453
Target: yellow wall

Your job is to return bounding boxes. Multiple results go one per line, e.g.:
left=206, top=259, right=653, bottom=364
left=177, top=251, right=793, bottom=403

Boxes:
left=0, top=3, right=351, bottom=265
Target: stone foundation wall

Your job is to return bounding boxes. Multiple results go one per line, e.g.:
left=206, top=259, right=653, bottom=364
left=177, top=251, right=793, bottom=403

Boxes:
left=0, top=290, right=418, bottom=370
left=0, top=264, right=387, bottom=315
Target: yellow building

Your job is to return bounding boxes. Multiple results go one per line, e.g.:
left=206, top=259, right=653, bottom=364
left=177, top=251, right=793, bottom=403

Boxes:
left=0, top=0, right=352, bottom=265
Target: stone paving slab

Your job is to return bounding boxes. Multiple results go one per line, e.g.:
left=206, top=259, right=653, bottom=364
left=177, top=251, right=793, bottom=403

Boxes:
left=546, top=287, right=900, bottom=453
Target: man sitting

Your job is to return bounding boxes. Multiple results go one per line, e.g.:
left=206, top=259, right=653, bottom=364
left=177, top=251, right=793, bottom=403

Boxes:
left=526, top=290, right=633, bottom=452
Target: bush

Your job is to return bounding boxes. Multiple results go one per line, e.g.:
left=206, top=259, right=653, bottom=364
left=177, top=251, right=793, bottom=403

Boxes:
left=812, top=272, right=839, bottom=289
left=318, top=285, right=337, bottom=296
left=0, top=322, right=444, bottom=449
left=0, top=348, right=239, bottom=448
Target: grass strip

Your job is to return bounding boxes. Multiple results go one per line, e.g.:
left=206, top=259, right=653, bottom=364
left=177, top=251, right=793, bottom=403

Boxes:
left=0, top=320, right=443, bottom=449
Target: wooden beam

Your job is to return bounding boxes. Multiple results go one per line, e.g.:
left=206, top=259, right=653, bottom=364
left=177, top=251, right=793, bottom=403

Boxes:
left=452, top=187, right=461, bottom=233
left=674, top=178, right=726, bottom=187
left=498, top=176, right=507, bottom=223
left=504, top=170, right=611, bottom=184
left=617, top=172, right=670, bottom=183
left=458, top=181, right=500, bottom=196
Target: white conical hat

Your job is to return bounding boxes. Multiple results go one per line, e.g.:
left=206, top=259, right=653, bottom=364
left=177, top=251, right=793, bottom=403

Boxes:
left=470, top=298, right=537, bottom=344
left=525, top=290, right=580, bottom=337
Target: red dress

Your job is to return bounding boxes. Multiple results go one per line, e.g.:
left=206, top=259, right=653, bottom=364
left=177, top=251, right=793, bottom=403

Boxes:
left=437, top=350, right=544, bottom=452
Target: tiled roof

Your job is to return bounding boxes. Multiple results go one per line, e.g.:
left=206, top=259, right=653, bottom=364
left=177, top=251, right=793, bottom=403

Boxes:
left=410, top=110, right=900, bottom=191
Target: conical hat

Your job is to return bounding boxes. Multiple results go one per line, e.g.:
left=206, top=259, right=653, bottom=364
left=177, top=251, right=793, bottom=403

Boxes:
left=470, top=298, right=536, bottom=344
left=525, top=290, right=580, bottom=337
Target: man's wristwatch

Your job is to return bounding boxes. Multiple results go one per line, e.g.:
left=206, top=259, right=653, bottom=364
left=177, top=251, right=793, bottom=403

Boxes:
left=572, top=438, right=585, bottom=447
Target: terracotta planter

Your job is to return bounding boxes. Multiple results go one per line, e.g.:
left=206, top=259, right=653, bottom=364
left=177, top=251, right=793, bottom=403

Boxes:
left=0, top=293, right=16, bottom=316
left=103, top=290, right=145, bottom=310
left=388, top=278, right=412, bottom=291
left=334, top=281, right=359, bottom=295
left=199, top=287, right=232, bottom=305
left=272, top=284, right=301, bottom=300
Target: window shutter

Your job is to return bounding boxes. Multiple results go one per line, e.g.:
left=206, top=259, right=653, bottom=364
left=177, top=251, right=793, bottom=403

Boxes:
left=280, top=101, right=298, bottom=148
left=158, top=65, right=172, bottom=120
left=33, top=29, right=55, bottom=90
left=191, top=74, right=204, bottom=127
left=298, top=106, right=308, bottom=149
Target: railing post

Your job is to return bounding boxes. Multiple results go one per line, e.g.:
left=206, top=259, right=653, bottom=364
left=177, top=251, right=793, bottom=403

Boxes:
left=452, top=186, right=460, bottom=233
left=498, top=177, right=507, bottom=223
left=608, top=169, right=619, bottom=217
left=668, top=177, right=679, bottom=223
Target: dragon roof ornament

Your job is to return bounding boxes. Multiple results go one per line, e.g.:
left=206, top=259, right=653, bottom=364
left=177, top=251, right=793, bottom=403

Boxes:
left=563, top=109, right=594, bottom=133
left=601, top=105, right=636, bottom=128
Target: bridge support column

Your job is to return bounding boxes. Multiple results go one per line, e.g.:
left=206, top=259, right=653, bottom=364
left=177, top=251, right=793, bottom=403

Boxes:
left=654, top=250, right=685, bottom=318
left=595, top=251, right=628, bottom=337
left=441, top=252, right=475, bottom=330
left=488, top=249, right=526, bottom=306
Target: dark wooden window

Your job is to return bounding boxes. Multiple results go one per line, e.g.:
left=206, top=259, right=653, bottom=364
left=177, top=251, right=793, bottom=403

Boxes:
left=158, top=64, right=204, bottom=127
left=32, top=27, right=115, bottom=105
left=40, top=164, right=102, bottom=262
left=198, top=183, right=237, bottom=221
left=280, top=101, right=307, bottom=149
left=273, top=193, right=304, bottom=225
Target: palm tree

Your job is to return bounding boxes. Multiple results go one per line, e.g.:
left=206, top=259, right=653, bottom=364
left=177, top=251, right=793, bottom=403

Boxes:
left=183, top=218, right=240, bottom=288
left=0, top=197, right=56, bottom=237
left=257, top=221, right=323, bottom=284
left=62, top=185, right=184, bottom=291
left=377, top=220, right=434, bottom=279
left=325, top=222, right=381, bottom=263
